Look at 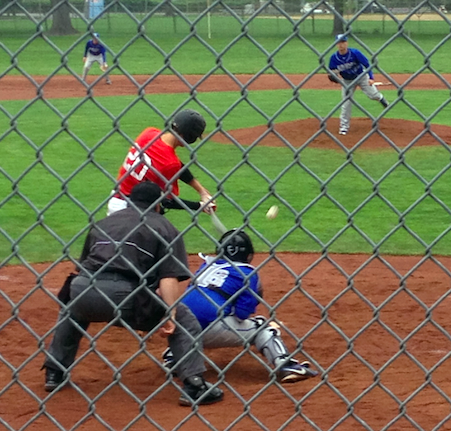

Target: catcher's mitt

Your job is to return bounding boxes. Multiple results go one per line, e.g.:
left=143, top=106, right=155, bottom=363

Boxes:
left=328, top=73, right=340, bottom=84
left=100, top=63, right=108, bottom=72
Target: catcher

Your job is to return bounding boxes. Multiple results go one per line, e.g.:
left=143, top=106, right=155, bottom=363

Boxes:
left=161, top=229, right=319, bottom=384
left=328, top=34, right=389, bottom=135
left=82, top=33, right=111, bottom=85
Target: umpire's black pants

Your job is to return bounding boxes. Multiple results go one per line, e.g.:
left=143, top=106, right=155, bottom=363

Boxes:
left=44, top=273, right=206, bottom=382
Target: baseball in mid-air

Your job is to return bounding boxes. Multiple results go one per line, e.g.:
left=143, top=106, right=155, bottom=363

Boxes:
left=266, top=205, right=279, bottom=220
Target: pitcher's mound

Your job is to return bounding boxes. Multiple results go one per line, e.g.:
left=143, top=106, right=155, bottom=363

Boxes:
left=212, top=118, right=451, bottom=150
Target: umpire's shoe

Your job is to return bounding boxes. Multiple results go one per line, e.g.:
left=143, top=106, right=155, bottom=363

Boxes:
left=277, top=359, right=318, bottom=384
left=44, top=368, right=64, bottom=392
left=179, top=376, right=224, bottom=406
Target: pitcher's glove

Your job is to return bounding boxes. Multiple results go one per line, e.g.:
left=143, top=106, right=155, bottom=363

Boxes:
left=328, top=73, right=340, bottom=84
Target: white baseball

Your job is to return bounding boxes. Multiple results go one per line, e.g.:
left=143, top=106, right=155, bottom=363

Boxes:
left=266, top=205, right=279, bottom=220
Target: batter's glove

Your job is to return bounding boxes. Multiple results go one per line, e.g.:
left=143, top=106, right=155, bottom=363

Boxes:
left=199, top=191, right=216, bottom=214
left=328, top=73, right=340, bottom=84
left=199, top=195, right=217, bottom=214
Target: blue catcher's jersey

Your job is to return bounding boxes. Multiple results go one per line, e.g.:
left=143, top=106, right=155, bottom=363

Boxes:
left=329, top=48, right=373, bottom=80
left=181, top=256, right=261, bottom=329
left=84, top=40, right=107, bottom=62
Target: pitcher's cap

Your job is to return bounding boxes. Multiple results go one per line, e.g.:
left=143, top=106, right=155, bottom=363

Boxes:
left=335, top=34, right=348, bottom=42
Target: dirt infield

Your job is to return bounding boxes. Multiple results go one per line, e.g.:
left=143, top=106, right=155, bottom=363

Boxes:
left=2, top=73, right=450, bottom=101
left=2, top=74, right=451, bottom=430
left=2, top=255, right=451, bottom=430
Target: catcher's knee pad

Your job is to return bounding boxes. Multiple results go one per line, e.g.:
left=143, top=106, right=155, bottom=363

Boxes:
left=251, top=315, right=267, bottom=328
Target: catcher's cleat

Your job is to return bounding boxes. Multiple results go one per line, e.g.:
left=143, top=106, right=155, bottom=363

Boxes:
left=44, top=368, right=64, bottom=392
left=277, top=360, right=318, bottom=384
left=179, top=376, right=224, bottom=407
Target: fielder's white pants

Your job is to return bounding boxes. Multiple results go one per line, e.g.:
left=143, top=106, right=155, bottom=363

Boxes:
left=340, top=74, right=383, bottom=131
left=82, top=53, right=110, bottom=83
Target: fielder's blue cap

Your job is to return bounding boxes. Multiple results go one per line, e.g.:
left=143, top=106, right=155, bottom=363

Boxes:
left=93, top=32, right=100, bottom=39
left=335, top=34, right=348, bottom=42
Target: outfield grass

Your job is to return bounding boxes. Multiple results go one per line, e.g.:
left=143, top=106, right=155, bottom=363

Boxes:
left=1, top=15, right=451, bottom=75
left=1, top=88, right=451, bottom=263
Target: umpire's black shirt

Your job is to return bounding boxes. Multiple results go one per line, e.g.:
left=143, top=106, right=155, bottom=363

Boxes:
left=78, top=206, right=190, bottom=285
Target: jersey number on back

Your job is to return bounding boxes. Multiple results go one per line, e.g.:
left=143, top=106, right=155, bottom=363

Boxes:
left=197, top=265, right=229, bottom=288
left=123, top=148, right=152, bottom=181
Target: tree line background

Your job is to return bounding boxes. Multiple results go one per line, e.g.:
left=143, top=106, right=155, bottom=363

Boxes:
left=1, top=0, right=449, bottom=36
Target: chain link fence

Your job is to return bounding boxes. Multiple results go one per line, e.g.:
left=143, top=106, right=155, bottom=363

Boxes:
left=1, top=0, right=451, bottom=429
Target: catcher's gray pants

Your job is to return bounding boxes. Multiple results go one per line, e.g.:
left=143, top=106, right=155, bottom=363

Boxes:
left=44, top=274, right=205, bottom=382
left=340, top=74, right=384, bottom=131
left=202, top=316, right=291, bottom=367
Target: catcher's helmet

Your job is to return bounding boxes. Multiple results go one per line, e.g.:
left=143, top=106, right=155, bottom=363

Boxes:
left=171, top=109, right=206, bottom=144
left=217, top=229, right=254, bottom=263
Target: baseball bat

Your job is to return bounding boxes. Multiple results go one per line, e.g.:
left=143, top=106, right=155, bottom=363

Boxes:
left=210, top=211, right=227, bottom=235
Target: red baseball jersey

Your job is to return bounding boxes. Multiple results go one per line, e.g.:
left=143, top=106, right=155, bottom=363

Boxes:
left=116, top=128, right=182, bottom=197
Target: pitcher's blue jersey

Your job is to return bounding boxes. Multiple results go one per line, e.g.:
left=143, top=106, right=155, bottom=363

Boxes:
left=329, top=48, right=373, bottom=80
left=181, top=256, right=261, bottom=329
left=84, top=40, right=107, bottom=62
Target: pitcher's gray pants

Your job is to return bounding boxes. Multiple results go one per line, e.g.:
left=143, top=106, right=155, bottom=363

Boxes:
left=340, top=74, right=384, bottom=131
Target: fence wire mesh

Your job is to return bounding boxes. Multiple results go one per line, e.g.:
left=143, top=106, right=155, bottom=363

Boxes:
left=1, top=0, right=451, bottom=430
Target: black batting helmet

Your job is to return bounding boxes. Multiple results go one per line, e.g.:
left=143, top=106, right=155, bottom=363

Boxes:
left=171, top=109, right=206, bottom=144
left=217, top=229, right=254, bottom=264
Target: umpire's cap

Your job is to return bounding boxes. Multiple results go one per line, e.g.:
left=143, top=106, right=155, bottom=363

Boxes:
left=335, top=34, right=348, bottom=42
left=217, top=229, right=254, bottom=264
left=171, top=109, right=206, bottom=144
left=129, top=181, right=162, bottom=209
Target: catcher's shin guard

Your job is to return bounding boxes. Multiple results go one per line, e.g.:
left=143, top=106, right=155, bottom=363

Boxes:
left=253, top=316, right=290, bottom=366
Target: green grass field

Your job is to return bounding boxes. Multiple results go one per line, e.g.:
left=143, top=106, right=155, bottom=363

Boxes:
left=1, top=15, right=451, bottom=263
left=1, top=87, right=451, bottom=263
left=1, top=14, right=451, bottom=75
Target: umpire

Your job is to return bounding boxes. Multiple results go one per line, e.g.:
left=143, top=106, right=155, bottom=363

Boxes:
left=43, top=181, right=223, bottom=406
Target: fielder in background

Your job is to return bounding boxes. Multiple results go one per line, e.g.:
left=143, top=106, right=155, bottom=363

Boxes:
left=328, top=34, right=389, bottom=136
left=107, top=109, right=216, bottom=216
left=162, top=229, right=319, bottom=384
left=82, top=32, right=112, bottom=85
left=43, top=182, right=224, bottom=407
